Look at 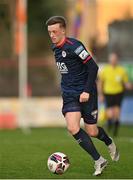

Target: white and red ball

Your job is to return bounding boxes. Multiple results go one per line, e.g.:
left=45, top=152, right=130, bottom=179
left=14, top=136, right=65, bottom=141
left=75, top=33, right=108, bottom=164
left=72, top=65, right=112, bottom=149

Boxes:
left=47, top=152, right=70, bottom=175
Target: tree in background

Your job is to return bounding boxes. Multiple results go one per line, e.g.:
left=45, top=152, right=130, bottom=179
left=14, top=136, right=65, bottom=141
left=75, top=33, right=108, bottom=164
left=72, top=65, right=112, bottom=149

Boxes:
left=28, top=0, right=67, bottom=57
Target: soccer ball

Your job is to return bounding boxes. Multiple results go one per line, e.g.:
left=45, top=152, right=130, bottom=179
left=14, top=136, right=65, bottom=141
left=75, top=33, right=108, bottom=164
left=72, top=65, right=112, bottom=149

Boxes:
left=47, top=152, right=70, bottom=175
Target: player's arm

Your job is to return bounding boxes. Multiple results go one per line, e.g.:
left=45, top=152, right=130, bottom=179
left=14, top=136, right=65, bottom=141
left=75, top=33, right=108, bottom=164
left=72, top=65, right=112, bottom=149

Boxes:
left=82, top=57, right=99, bottom=93
left=122, top=68, right=133, bottom=90
left=80, top=59, right=98, bottom=102
left=74, top=43, right=98, bottom=96
left=97, top=69, right=105, bottom=103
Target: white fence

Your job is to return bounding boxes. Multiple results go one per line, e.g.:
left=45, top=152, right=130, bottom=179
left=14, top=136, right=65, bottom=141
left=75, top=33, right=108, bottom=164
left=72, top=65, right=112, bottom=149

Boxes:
left=0, top=97, right=64, bottom=129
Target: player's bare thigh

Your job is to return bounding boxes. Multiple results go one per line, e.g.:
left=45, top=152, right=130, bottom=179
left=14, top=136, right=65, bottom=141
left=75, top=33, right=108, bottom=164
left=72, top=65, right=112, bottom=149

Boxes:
left=106, top=107, right=114, bottom=119
left=113, top=106, right=121, bottom=119
left=106, top=106, right=120, bottom=119
left=65, top=112, right=81, bottom=135
left=85, top=123, right=99, bottom=137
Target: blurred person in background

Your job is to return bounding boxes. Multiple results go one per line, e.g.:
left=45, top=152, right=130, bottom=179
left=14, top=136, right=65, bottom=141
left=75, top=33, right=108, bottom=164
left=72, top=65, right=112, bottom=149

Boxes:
left=98, top=52, right=133, bottom=137
left=46, top=16, right=120, bottom=176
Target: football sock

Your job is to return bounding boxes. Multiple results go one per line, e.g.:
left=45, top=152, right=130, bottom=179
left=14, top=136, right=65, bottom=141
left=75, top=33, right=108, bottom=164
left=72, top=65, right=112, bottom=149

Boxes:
left=73, top=128, right=100, bottom=161
left=113, top=120, right=120, bottom=137
left=96, top=126, right=112, bottom=146
left=107, top=118, right=113, bottom=132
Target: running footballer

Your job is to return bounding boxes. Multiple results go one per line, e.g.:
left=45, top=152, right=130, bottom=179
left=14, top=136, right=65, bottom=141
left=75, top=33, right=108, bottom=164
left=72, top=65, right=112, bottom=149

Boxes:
left=46, top=16, right=119, bottom=176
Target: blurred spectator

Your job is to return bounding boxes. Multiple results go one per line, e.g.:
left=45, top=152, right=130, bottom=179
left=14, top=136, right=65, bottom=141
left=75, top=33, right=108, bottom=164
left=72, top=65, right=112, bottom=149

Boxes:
left=98, top=52, right=133, bottom=136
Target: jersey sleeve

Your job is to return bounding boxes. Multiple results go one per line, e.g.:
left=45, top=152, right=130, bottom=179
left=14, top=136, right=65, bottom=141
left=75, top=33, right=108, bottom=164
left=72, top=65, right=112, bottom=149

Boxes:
left=73, top=41, right=99, bottom=93
left=74, top=42, right=93, bottom=64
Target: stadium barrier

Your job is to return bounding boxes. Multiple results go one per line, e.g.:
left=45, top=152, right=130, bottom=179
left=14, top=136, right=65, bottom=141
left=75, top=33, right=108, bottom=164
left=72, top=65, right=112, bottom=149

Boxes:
left=0, top=97, right=64, bottom=129
left=0, top=97, right=133, bottom=129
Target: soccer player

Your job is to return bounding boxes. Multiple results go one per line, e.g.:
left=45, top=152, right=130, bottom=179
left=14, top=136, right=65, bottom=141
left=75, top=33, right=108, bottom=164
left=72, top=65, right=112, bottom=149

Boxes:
left=99, top=53, right=133, bottom=136
left=46, top=16, right=119, bottom=176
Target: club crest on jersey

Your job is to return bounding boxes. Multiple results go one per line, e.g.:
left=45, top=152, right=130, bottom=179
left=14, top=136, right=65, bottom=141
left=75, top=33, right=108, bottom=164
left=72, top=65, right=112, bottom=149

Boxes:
left=62, top=51, right=66, bottom=57
left=56, top=62, right=68, bottom=74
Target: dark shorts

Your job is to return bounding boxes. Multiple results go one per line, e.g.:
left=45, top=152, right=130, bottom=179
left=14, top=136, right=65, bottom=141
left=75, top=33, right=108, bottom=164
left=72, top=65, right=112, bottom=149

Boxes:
left=104, top=92, right=124, bottom=108
left=62, top=92, right=98, bottom=124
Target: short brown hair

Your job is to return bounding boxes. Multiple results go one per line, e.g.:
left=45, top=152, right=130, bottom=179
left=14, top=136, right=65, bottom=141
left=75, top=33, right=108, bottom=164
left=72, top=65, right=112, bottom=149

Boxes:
left=46, top=16, right=66, bottom=28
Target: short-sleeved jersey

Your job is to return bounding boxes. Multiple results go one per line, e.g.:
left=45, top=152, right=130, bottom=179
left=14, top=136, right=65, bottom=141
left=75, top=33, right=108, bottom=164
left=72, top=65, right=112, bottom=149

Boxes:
left=52, top=37, right=95, bottom=95
left=99, top=65, right=128, bottom=94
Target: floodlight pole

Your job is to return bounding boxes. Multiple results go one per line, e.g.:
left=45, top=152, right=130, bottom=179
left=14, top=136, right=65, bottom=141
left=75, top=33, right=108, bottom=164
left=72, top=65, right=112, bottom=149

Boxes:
left=17, top=0, right=28, bottom=99
left=16, top=0, right=29, bottom=131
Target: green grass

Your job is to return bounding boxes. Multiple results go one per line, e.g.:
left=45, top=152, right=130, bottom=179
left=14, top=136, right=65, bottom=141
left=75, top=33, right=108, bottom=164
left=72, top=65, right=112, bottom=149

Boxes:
left=0, top=125, right=133, bottom=179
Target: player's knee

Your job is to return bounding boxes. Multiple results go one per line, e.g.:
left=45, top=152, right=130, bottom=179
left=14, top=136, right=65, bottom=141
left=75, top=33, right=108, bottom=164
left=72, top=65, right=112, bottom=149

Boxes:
left=67, top=125, right=80, bottom=135
left=86, top=129, right=98, bottom=137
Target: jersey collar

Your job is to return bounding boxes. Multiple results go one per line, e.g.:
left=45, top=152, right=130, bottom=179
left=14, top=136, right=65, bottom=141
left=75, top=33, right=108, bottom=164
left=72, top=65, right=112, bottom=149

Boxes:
left=56, top=37, right=66, bottom=48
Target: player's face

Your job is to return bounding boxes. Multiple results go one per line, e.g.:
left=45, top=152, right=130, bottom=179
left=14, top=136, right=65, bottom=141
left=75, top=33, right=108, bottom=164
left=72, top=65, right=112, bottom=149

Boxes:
left=48, top=23, right=66, bottom=44
left=109, top=53, right=118, bottom=66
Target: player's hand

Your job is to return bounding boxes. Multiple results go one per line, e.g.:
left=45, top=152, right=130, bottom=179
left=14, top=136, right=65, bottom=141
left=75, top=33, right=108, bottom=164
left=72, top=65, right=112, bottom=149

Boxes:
left=79, top=92, right=90, bottom=102
left=125, top=82, right=133, bottom=90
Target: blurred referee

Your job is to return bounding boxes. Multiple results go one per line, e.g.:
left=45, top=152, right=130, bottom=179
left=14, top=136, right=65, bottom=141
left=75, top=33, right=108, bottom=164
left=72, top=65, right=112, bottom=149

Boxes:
left=99, top=53, right=133, bottom=136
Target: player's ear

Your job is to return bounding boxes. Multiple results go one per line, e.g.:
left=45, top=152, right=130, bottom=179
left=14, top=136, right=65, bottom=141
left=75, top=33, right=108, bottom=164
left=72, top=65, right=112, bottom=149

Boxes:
left=62, top=27, right=66, bottom=34
left=62, top=30, right=65, bottom=34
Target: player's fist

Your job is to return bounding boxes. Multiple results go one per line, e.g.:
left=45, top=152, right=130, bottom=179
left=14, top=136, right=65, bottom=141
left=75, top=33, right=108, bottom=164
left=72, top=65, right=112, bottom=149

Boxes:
left=79, top=92, right=90, bottom=102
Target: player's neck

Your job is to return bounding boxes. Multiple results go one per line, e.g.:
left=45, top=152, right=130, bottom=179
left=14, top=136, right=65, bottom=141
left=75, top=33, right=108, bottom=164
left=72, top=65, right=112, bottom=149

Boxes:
left=56, top=37, right=66, bottom=47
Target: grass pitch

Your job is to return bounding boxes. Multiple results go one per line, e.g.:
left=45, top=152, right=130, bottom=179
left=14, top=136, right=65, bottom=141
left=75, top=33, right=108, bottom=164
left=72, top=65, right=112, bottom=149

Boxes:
left=0, top=125, right=133, bottom=179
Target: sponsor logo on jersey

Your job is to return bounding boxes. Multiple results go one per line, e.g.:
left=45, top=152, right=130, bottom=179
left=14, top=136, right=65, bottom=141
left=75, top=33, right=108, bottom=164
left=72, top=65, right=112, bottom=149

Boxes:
left=62, top=51, right=66, bottom=57
left=56, top=62, right=68, bottom=74
left=74, top=45, right=84, bottom=55
left=79, top=50, right=89, bottom=60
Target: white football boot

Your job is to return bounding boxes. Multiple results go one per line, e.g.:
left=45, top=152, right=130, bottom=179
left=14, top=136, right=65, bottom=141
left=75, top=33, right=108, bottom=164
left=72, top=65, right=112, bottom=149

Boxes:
left=108, top=139, right=120, bottom=161
left=93, top=156, right=108, bottom=176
